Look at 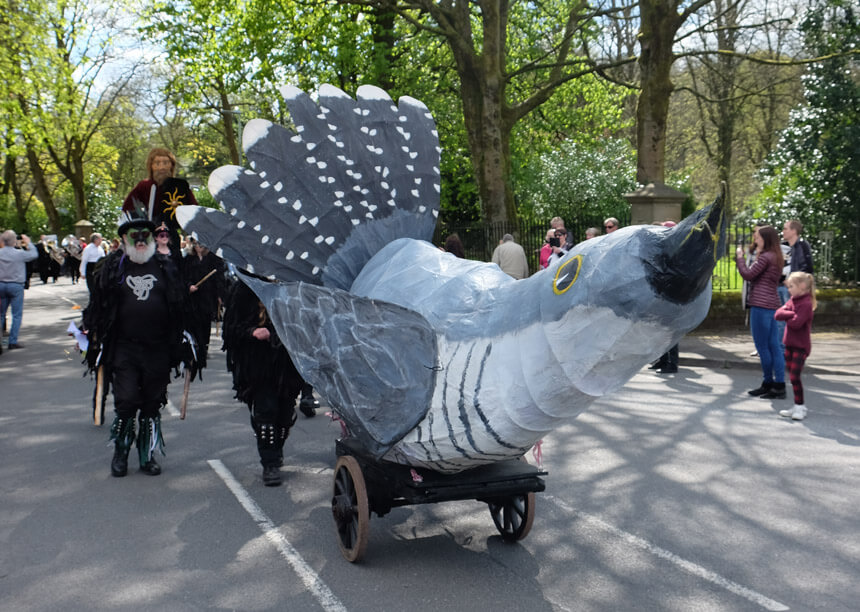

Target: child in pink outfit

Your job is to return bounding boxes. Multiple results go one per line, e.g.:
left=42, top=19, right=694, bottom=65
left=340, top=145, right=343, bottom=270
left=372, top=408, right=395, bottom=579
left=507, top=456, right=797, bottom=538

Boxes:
left=773, top=271, right=816, bottom=420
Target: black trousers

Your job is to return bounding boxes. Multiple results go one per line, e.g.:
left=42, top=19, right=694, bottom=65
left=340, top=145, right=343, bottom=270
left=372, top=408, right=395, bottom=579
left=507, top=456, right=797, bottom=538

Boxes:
left=111, top=340, right=170, bottom=419
left=85, top=262, right=98, bottom=295
left=250, top=380, right=298, bottom=467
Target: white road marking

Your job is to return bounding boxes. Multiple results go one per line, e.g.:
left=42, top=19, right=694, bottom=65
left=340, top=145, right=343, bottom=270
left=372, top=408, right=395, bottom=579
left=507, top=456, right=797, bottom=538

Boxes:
left=546, top=494, right=789, bottom=611
left=209, top=458, right=787, bottom=610
left=164, top=400, right=179, bottom=418
left=208, top=459, right=347, bottom=612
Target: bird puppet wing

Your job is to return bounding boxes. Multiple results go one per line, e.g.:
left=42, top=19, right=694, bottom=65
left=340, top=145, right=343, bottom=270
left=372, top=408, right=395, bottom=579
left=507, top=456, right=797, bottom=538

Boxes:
left=239, top=272, right=438, bottom=459
left=176, top=84, right=440, bottom=291
left=175, top=84, right=443, bottom=458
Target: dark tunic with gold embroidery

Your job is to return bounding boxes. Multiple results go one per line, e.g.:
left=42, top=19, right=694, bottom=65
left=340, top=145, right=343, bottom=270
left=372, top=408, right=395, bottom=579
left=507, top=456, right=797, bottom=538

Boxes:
left=122, top=177, right=198, bottom=245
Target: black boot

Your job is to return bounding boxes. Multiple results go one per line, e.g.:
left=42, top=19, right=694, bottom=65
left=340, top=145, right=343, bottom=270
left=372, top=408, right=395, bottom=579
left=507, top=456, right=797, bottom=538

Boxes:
left=748, top=382, right=772, bottom=397
left=299, top=384, right=319, bottom=417
left=111, top=446, right=129, bottom=477
left=262, top=465, right=282, bottom=486
left=255, top=420, right=290, bottom=484
left=109, top=417, right=135, bottom=477
left=137, top=415, right=165, bottom=475
left=761, top=382, right=787, bottom=399
left=657, top=345, right=679, bottom=374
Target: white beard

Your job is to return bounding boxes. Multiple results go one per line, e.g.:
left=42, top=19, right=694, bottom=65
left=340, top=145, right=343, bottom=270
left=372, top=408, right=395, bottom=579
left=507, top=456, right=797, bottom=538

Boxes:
left=124, top=238, right=156, bottom=264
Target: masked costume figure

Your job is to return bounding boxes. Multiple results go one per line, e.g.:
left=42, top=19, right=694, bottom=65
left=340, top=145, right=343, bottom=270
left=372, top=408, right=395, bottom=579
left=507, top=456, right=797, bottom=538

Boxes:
left=123, top=147, right=198, bottom=257
left=222, top=279, right=305, bottom=486
left=83, top=212, right=193, bottom=477
left=181, top=240, right=226, bottom=375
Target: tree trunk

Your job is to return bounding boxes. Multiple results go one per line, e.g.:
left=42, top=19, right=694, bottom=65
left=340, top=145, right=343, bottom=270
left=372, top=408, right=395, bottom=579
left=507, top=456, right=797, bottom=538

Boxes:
left=71, top=139, right=88, bottom=221
left=370, top=0, right=397, bottom=91
left=636, top=0, right=684, bottom=185
left=3, top=154, right=28, bottom=229
left=218, top=84, right=241, bottom=165
left=26, top=145, right=62, bottom=233
left=449, top=1, right=515, bottom=224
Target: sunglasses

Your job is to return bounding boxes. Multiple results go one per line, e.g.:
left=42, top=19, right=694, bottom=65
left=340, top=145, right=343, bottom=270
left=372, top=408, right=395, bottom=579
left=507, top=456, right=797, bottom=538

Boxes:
left=128, top=230, right=151, bottom=242
left=604, top=224, right=615, bottom=229
left=156, top=231, right=170, bottom=238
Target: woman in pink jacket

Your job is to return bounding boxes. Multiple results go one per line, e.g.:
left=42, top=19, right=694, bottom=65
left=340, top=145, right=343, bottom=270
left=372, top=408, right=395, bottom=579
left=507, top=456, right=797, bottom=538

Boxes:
left=735, top=225, right=786, bottom=399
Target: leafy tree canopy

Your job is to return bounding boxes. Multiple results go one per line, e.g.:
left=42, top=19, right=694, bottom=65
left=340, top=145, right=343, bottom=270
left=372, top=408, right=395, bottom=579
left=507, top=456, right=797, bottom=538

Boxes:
left=751, top=0, right=859, bottom=282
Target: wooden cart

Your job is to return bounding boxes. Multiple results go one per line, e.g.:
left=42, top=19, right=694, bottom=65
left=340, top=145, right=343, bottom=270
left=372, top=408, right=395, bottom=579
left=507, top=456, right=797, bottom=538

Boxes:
left=331, top=437, right=547, bottom=562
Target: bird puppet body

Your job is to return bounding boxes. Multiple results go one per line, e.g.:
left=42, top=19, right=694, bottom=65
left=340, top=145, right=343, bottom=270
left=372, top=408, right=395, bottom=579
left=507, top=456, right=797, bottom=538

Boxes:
left=177, top=84, right=727, bottom=473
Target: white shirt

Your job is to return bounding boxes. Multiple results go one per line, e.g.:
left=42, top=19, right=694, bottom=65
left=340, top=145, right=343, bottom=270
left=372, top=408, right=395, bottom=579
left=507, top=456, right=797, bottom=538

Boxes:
left=79, top=241, right=105, bottom=277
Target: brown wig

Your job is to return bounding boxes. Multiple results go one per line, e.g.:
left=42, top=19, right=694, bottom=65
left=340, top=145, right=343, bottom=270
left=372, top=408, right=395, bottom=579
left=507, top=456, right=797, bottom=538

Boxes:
left=146, top=148, right=177, bottom=180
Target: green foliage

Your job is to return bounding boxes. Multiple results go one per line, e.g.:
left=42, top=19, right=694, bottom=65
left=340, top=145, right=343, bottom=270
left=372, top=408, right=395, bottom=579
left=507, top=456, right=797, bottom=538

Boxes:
left=193, top=187, right=220, bottom=210
left=515, top=138, right=636, bottom=222
left=0, top=194, right=38, bottom=234
left=87, top=184, right=123, bottom=237
left=750, top=0, right=860, bottom=282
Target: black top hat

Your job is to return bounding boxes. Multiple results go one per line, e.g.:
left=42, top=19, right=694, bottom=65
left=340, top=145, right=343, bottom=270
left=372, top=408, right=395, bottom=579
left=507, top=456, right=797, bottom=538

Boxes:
left=117, top=211, right=156, bottom=236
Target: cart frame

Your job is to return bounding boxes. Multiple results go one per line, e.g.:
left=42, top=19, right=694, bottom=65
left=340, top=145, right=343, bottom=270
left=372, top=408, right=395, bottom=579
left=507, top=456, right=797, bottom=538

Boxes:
left=331, top=437, right=547, bottom=562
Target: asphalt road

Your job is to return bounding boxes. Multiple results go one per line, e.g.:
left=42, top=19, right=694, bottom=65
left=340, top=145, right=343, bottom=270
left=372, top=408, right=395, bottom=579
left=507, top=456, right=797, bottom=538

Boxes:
left=2, top=279, right=859, bottom=612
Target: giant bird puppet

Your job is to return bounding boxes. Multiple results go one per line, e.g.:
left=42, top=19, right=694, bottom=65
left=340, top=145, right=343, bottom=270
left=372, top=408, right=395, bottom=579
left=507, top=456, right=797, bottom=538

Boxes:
left=177, top=84, right=727, bottom=474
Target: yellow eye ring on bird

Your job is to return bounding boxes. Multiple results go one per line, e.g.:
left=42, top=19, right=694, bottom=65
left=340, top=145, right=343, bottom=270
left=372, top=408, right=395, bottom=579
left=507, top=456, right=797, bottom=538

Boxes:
left=553, top=254, right=583, bottom=295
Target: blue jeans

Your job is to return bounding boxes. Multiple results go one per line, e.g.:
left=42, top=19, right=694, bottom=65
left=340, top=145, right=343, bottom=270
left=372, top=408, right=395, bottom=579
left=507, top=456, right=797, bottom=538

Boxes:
left=749, top=306, right=785, bottom=383
left=0, top=281, right=25, bottom=345
left=776, top=284, right=789, bottom=350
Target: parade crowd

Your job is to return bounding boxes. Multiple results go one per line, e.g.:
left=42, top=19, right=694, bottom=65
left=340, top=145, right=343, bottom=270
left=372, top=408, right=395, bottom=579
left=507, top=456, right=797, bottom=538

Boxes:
left=1, top=148, right=819, bottom=485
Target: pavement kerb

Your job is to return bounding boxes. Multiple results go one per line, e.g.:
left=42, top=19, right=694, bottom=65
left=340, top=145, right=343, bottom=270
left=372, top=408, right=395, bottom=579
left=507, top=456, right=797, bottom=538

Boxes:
left=679, top=355, right=858, bottom=377
left=680, top=331, right=860, bottom=377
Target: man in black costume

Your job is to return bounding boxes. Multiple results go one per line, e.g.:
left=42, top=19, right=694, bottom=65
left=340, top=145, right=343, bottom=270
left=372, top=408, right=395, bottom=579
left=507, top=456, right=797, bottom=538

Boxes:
left=35, top=235, right=51, bottom=284
left=83, top=212, right=193, bottom=477
left=182, top=238, right=226, bottom=373
left=222, top=279, right=305, bottom=486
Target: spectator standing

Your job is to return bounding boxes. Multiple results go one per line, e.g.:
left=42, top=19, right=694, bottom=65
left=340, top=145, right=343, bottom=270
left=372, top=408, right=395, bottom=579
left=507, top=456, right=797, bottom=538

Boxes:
left=735, top=226, right=786, bottom=400
left=550, top=217, right=575, bottom=250
left=539, top=229, right=555, bottom=270
left=777, top=220, right=815, bottom=347
left=442, top=234, right=465, bottom=258
left=546, top=228, right=570, bottom=268
left=774, top=271, right=816, bottom=421
left=0, top=230, right=38, bottom=350
left=491, top=234, right=529, bottom=279
left=79, top=232, right=106, bottom=295
left=585, top=227, right=600, bottom=240
left=782, top=219, right=814, bottom=275
left=604, top=217, right=620, bottom=233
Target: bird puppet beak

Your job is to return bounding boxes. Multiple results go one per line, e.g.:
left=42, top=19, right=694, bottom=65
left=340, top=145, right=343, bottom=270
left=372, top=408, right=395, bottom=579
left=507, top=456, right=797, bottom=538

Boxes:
left=644, top=183, right=728, bottom=305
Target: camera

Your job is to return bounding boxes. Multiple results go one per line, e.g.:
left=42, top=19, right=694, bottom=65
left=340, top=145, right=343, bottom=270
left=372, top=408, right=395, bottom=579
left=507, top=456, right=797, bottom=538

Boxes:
left=548, top=237, right=560, bottom=248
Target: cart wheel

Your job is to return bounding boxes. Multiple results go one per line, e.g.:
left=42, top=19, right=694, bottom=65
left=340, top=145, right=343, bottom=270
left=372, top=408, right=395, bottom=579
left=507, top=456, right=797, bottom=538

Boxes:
left=487, top=492, right=535, bottom=542
left=332, top=455, right=370, bottom=562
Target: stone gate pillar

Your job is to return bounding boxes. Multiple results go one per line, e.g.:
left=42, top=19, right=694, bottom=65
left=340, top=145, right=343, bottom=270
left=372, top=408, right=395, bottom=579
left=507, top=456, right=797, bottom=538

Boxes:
left=623, top=182, right=686, bottom=225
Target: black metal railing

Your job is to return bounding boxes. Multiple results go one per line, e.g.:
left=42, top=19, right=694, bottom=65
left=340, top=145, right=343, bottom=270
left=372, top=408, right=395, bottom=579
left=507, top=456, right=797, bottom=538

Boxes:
left=433, top=219, right=857, bottom=288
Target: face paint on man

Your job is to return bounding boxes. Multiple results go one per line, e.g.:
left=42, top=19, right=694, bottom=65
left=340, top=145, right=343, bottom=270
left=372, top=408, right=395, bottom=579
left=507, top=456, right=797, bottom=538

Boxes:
left=123, top=230, right=156, bottom=265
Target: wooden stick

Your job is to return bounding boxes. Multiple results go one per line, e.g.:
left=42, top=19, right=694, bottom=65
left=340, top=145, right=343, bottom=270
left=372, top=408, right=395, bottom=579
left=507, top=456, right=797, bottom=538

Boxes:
left=93, top=366, right=104, bottom=426
left=192, top=268, right=217, bottom=290
left=179, top=369, right=191, bottom=420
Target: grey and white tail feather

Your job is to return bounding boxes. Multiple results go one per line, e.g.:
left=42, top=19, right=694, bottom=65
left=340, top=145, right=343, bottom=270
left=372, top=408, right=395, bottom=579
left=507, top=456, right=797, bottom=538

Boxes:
left=175, top=84, right=441, bottom=290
